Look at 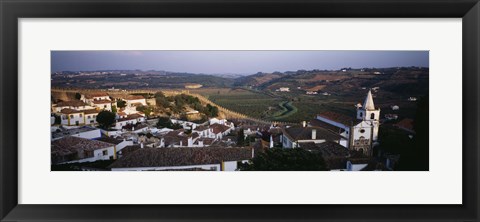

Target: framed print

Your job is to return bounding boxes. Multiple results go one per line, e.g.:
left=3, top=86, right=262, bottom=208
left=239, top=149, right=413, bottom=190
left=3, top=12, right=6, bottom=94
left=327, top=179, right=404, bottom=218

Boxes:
left=1, top=0, right=479, bottom=221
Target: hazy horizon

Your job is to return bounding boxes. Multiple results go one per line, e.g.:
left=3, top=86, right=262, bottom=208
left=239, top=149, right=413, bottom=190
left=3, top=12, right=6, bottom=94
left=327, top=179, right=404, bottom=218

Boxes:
left=51, top=50, right=429, bottom=74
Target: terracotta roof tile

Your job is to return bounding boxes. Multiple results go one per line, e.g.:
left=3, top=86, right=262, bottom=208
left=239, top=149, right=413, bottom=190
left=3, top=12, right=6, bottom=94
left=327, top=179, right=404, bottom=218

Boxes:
left=55, top=100, right=88, bottom=107
left=108, top=147, right=252, bottom=168
left=394, top=118, right=415, bottom=133
left=92, top=100, right=111, bottom=104
left=60, top=108, right=83, bottom=114
left=283, top=126, right=343, bottom=141
left=52, top=136, right=113, bottom=156
left=210, top=123, right=231, bottom=134
left=317, top=111, right=361, bottom=126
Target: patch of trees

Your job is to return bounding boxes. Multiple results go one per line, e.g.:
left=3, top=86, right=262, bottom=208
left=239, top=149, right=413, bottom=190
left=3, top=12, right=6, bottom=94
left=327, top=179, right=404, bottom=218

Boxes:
left=96, top=110, right=116, bottom=129
left=154, top=92, right=219, bottom=118
left=74, top=92, right=82, bottom=100
left=156, top=116, right=182, bottom=129
left=136, top=105, right=154, bottom=116
left=116, top=99, right=126, bottom=109
left=394, top=96, right=429, bottom=171
left=238, top=148, right=328, bottom=171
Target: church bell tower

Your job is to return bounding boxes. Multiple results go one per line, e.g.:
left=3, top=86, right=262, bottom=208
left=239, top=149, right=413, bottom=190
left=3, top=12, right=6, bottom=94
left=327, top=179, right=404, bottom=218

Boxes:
left=357, top=90, right=380, bottom=141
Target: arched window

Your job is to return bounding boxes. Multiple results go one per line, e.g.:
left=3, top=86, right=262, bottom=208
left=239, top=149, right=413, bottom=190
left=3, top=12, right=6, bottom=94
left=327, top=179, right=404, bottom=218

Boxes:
left=370, top=113, right=375, bottom=119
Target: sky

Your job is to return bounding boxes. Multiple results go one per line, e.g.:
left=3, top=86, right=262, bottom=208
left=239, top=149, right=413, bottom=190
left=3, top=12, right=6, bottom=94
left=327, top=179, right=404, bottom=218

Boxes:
left=51, top=51, right=429, bottom=74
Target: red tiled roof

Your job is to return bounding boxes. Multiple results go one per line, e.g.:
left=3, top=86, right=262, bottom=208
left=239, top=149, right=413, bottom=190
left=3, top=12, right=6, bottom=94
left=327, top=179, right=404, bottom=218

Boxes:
left=125, top=95, right=145, bottom=100
left=117, top=114, right=144, bottom=122
left=309, top=119, right=345, bottom=134
left=60, top=108, right=83, bottom=114
left=55, top=100, right=87, bottom=107
left=52, top=136, right=113, bottom=156
left=193, top=125, right=209, bottom=131
left=394, top=118, right=415, bottom=133
left=283, top=126, right=343, bottom=141
left=108, top=147, right=252, bottom=168
left=83, top=109, right=99, bottom=114
left=210, top=123, right=231, bottom=134
left=92, top=100, right=111, bottom=104
left=317, top=111, right=361, bottom=126
left=85, top=93, right=109, bottom=99
left=95, top=137, right=124, bottom=145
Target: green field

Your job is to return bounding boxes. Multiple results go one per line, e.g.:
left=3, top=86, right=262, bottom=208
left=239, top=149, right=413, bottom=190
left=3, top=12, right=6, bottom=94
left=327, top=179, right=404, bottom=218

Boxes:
left=190, top=87, right=419, bottom=123
left=195, top=88, right=282, bottom=119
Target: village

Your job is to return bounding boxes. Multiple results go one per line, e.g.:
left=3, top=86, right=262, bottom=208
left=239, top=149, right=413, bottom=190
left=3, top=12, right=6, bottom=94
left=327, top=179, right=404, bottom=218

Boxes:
left=50, top=87, right=420, bottom=171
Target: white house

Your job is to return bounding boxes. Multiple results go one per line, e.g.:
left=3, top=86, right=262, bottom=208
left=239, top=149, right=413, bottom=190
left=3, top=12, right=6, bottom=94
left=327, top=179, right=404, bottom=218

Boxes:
left=124, top=95, right=147, bottom=107
left=51, top=136, right=116, bottom=165
left=209, top=123, right=234, bottom=139
left=113, top=114, right=146, bottom=130
left=281, top=126, right=343, bottom=149
left=59, top=109, right=85, bottom=126
left=83, top=92, right=111, bottom=104
left=171, top=119, right=198, bottom=130
left=95, top=137, right=134, bottom=152
left=91, top=100, right=112, bottom=111
left=82, top=109, right=99, bottom=125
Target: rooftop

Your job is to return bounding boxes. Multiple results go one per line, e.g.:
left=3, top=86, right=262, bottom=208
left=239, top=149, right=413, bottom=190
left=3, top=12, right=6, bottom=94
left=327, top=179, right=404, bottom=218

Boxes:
left=51, top=136, right=113, bottom=156
left=83, top=109, right=99, bottom=114
left=317, top=111, right=361, bottom=126
left=108, top=147, right=253, bottom=168
left=394, top=118, right=415, bottom=133
left=210, top=123, right=231, bottom=134
left=55, top=100, right=88, bottom=107
left=52, top=126, right=100, bottom=139
left=85, top=92, right=109, bottom=99
left=95, top=136, right=125, bottom=145
left=59, top=108, right=83, bottom=114
left=283, top=126, right=343, bottom=141
left=309, top=119, right=346, bottom=134
left=92, top=100, right=112, bottom=104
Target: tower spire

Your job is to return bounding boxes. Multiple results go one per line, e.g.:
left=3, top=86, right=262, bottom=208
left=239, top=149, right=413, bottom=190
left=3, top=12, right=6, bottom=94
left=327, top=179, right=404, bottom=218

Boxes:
left=363, top=90, right=375, bottom=110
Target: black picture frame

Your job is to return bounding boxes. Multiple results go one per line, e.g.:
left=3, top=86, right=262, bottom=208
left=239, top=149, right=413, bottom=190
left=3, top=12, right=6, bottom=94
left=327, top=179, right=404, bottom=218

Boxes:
left=1, top=0, right=479, bottom=221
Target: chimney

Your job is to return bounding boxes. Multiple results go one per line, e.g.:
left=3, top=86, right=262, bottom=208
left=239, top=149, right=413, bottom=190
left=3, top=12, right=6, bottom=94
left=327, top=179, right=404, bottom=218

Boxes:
left=180, top=140, right=183, bottom=147
left=269, top=135, right=274, bottom=148
left=312, top=129, right=317, bottom=140
left=188, top=137, right=193, bottom=147
left=140, top=143, right=144, bottom=149
left=302, top=121, right=306, bottom=127
left=199, top=140, right=204, bottom=147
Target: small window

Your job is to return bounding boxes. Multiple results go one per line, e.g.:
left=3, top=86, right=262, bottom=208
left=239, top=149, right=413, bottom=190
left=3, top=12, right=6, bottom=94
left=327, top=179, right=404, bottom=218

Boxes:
left=370, top=113, right=375, bottom=119
left=359, top=129, right=365, bottom=133
left=359, top=112, right=363, bottom=117
left=79, top=114, right=83, bottom=117
left=104, top=105, right=107, bottom=108
left=87, top=116, right=90, bottom=119
left=69, top=115, right=74, bottom=118
left=103, top=150, right=108, bottom=156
